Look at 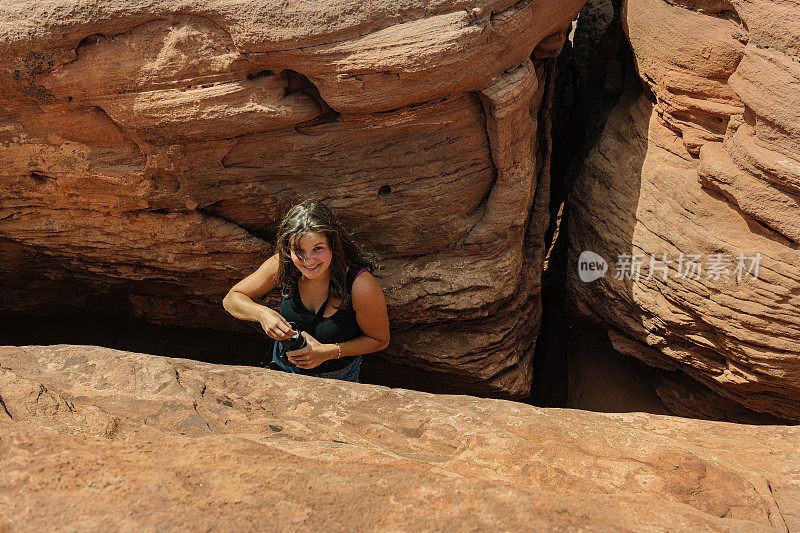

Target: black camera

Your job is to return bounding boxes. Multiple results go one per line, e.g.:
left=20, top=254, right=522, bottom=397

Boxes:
left=278, top=322, right=306, bottom=366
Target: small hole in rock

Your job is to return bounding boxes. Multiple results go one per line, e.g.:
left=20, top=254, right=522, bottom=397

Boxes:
left=29, top=171, right=51, bottom=183
left=378, top=185, right=391, bottom=197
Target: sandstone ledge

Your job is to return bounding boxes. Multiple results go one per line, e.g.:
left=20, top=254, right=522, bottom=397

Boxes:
left=1, top=345, right=797, bottom=530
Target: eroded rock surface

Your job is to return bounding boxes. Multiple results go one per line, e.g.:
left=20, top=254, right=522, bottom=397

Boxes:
left=566, top=0, right=800, bottom=420
left=1, top=345, right=798, bottom=530
left=0, top=1, right=585, bottom=398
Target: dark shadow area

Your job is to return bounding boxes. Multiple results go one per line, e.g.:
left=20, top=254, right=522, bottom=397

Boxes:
left=0, top=315, right=269, bottom=368
left=530, top=0, right=638, bottom=407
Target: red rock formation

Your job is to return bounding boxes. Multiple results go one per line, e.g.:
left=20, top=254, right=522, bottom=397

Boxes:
left=1, top=345, right=798, bottom=529
left=566, top=0, right=800, bottom=419
left=0, top=1, right=585, bottom=397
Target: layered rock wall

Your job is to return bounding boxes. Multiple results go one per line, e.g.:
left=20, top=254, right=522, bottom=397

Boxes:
left=0, top=1, right=585, bottom=397
left=566, top=0, right=800, bottom=419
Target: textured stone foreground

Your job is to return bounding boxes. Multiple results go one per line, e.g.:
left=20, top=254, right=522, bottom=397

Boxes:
left=1, top=346, right=798, bottom=530
left=0, top=0, right=584, bottom=398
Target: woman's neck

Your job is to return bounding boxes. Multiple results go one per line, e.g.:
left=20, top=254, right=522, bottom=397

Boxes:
left=300, top=270, right=331, bottom=288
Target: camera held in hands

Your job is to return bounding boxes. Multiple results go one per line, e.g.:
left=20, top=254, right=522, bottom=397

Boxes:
left=278, top=322, right=306, bottom=366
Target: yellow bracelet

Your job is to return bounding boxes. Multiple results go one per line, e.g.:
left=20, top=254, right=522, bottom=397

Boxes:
left=336, top=343, right=341, bottom=358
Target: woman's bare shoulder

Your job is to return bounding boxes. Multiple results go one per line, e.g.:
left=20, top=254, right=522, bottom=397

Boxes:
left=351, top=269, right=384, bottom=301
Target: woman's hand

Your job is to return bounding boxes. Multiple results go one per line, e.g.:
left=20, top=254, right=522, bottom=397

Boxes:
left=258, top=307, right=294, bottom=341
left=286, top=332, right=336, bottom=369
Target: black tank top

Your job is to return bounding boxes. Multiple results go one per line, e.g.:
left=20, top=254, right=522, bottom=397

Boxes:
left=277, top=265, right=364, bottom=374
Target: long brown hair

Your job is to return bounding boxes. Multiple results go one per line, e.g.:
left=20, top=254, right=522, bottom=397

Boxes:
left=275, top=200, right=377, bottom=308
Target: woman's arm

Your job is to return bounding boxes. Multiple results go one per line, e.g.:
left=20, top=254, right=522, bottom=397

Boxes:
left=286, top=271, right=390, bottom=368
left=345, top=270, right=390, bottom=354
left=222, top=253, right=294, bottom=340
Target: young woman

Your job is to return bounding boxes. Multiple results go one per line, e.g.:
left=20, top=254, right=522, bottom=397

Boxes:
left=222, top=200, right=389, bottom=382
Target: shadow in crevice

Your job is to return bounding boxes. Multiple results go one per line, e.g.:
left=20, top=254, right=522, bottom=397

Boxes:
left=0, top=315, right=268, bottom=368
left=530, top=0, right=642, bottom=407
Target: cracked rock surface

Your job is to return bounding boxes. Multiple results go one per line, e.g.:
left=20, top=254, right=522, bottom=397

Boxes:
left=1, top=344, right=798, bottom=530
left=0, top=0, right=585, bottom=398
left=566, top=0, right=800, bottom=420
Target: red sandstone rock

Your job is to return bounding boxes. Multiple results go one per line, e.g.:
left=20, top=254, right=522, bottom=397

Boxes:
left=0, top=1, right=585, bottom=398
left=566, top=0, right=800, bottom=419
left=1, top=345, right=797, bottom=530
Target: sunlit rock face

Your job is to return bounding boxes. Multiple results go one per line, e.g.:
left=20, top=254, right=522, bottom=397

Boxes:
left=1, top=345, right=798, bottom=530
left=566, top=0, right=800, bottom=419
left=0, top=1, right=585, bottom=397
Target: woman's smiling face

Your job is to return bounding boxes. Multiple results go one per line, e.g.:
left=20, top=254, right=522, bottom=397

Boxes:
left=290, top=232, right=333, bottom=280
